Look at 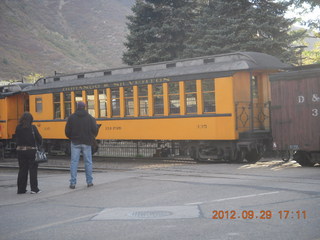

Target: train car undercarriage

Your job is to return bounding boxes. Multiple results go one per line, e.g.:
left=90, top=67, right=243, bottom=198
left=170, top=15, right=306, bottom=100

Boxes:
left=183, top=139, right=267, bottom=163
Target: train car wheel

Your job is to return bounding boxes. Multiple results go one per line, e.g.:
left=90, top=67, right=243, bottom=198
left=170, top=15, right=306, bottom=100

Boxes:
left=231, top=149, right=245, bottom=163
left=189, top=145, right=200, bottom=161
left=238, top=149, right=246, bottom=162
left=280, top=150, right=290, bottom=162
left=245, top=149, right=261, bottom=163
left=293, top=151, right=314, bottom=167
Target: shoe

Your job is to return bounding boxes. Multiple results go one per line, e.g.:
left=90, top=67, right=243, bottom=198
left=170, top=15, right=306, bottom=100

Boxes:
left=87, top=183, right=94, bottom=188
left=69, top=185, right=75, bottom=189
left=30, top=190, right=41, bottom=194
left=17, top=190, right=27, bottom=194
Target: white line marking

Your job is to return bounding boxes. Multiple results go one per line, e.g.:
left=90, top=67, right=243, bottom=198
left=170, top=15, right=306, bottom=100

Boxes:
left=186, top=191, right=279, bottom=205
left=186, top=202, right=204, bottom=205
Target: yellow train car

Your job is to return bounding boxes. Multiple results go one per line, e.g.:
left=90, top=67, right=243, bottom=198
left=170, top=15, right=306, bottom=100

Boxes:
left=24, top=52, right=288, bottom=162
left=0, top=83, right=30, bottom=155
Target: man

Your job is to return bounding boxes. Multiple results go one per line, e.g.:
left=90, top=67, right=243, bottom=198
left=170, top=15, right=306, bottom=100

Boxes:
left=65, top=101, right=98, bottom=189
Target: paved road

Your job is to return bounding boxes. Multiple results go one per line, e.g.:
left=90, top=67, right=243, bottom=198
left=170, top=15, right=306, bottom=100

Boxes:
left=0, top=158, right=319, bottom=240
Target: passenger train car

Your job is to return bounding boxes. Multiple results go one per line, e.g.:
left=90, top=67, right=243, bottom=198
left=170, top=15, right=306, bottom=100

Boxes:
left=0, top=83, right=31, bottom=155
left=0, top=52, right=289, bottom=162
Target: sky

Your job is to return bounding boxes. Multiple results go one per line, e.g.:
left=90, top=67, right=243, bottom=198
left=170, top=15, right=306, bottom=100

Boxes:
left=286, top=4, right=320, bottom=28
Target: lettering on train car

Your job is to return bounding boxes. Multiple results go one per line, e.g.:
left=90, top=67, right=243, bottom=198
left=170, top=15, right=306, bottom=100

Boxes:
left=298, top=96, right=305, bottom=103
left=297, top=93, right=319, bottom=104
left=197, top=124, right=208, bottom=129
left=106, top=126, right=122, bottom=131
left=312, top=94, right=320, bottom=102
left=62, top=77, right=171, bottom=92
left=297, top=93, right=319, bottom=117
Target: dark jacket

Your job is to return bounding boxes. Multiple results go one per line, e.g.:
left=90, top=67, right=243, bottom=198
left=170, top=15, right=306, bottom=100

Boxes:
left=15, top=125, right=42, bottom=147
left=65, top=109, right=98, bottom=146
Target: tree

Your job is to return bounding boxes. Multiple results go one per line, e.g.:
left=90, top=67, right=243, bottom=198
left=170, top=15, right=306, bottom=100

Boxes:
left=24, top=73, right=44, bottom=83
left=123, top=0, right=306, bottom=65
left=303, top=42, right=320, bottom=64
left=288, top=0, right=320, bottom=29
left=291, top=0, right=320, bottom=8
left=183, top=0, right=305, bottom=63
left=122, top=0, right=196, bottom=65
left=0, top=73, right=43, bottom=84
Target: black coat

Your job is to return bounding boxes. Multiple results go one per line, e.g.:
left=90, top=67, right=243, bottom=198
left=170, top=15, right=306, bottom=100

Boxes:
left=15, top=125, right=42, bottom=147
left=65, top=109, right=98, bottom=146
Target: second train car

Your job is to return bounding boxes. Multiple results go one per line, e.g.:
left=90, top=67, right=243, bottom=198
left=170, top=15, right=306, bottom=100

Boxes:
left=18, top=51, right=289, bottom=162
left=270, top=64, right=320, bottom=166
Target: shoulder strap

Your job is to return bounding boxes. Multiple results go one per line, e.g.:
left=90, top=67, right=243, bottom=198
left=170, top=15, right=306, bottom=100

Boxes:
left=31, top=126, right=39, bottom=150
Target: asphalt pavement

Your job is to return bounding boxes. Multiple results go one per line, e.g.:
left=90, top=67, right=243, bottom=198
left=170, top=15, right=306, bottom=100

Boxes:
left=1, top=157, right=319, bottom=240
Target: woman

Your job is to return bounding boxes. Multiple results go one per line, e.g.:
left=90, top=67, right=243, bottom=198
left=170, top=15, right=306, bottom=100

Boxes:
left=15, top=112, right=42, bottom=194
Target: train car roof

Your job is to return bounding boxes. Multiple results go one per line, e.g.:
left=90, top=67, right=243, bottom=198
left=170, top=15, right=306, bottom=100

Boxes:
left=0, top=83, right=32, bottom=98
left=270, top=63, right=320, bottom=81
left=25, top=52, right=290, bottom=94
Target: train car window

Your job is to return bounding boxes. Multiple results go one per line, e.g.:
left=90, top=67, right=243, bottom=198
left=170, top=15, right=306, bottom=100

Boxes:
left=86, top=90, right=95, bottom=117
left=24, top=96, right=29, bottom=112
left=168, top=82, right=180, bottom=114
left=202, top=79, right=216, bottom=113
left=252, top=76, right=259, bottom=99
left=53, top=93, right=61, bottom=119
left=98, top=89, right=107, bottom=118
left=153, top=84, right=164, bottom=115
left=74, top=91, right=83, bottom=110
left=185, top=80, right=197, bottom=114
left=111, top=88, right=120, bottom=117
left=64, top=92, right=72, bottom=118
left=124, top=87, right=134, bottom=117
left=138, top=85, right=148, bottom=116
left=35, top=98, right=42, bottom=113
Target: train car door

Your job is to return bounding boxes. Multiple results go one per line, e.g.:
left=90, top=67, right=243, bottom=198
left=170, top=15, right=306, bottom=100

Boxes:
left=6, top=93, right=29, bottom=139
left=251, top=74, right=270, bottom=131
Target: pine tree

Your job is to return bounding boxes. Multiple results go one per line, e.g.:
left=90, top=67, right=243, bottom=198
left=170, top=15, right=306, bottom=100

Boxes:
left=122, top=0, right=196, bottom=65
left=293, top=0, right=320, bottom=8
left=123, top=0, right=306, bottom=65
left=183, top=0, right=304, bottom=62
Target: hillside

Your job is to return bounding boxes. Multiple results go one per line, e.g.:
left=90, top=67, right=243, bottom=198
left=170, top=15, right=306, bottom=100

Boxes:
left=0, top=0, right=134, bottom=81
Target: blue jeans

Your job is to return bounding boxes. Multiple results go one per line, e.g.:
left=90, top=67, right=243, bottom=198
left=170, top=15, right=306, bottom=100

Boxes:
left=70, top=142, right=93, bottom=186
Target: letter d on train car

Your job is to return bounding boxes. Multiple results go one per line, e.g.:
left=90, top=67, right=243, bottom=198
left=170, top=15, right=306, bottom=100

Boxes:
left=298, top=96, right=305, bottom=103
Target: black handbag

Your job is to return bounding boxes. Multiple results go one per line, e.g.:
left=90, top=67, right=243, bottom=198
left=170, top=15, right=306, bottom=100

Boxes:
left=35, top=148, right=48, bottom=163
left=91, top=137, right=99, bottom=154
left=91, top=124, right=101, bottom=154
left=32, top=126, right=48, bottom=163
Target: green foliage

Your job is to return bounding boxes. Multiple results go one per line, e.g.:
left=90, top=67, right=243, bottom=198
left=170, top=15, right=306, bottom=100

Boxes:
left=123, top=0, right=308, bottom=65
left=288, top=28, right=320, bottom=65
left=185, top=0, right=304, bottom=62
left=123, top=0, right=197, bottom=65
left=292, top=0, right=319, bottom=8
left=0, top=80, right=13, bottom=85
left=303, top=42, right=320, bottom=64
left=24, top=73, right=44, bottom=83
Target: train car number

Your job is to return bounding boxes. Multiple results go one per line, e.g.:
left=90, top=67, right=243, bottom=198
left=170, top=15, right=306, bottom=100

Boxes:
left=106, top=126, right=122, bottom=131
